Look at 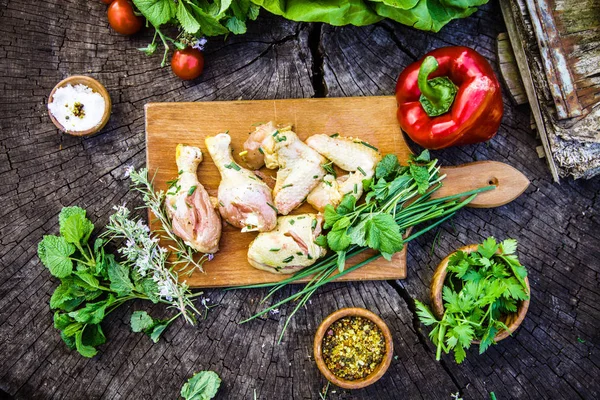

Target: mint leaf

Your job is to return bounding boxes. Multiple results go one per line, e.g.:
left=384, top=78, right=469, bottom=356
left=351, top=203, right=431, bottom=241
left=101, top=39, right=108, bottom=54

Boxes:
left=149, top=322, right=168, bottom=343
left=323, top=204, right=342, bottom=229
left=332, top=216, right=351, bottom=231
left=411, top=150, right=430, bottom=163
left=131, top=311, right=155, bottom=333
left=58, top=206, right=86, bottom=230
left=363, top=214, right=404, bottom=255
left=38, top=235, right=75, bottom=278
left=337, top=194, right=356, bottom=215
left=49, top=277, right=99, bottom=312
left=409, top=164, right=430, bottom=195
left=54, top=312, right=74, bottom=330
left=82, top=324, right=106, bottom=347
left=177, top=1, right=200, bottom=34
left=61, top=213, right=94, bottom=246
left=375, top=154, right=399, bottom=179
left=347, top=218, right=368, bottom=247
left=181, top=371, right=222, bottom=400
left=133, top=0, right=176, bottom=27
left=137, top=278, right=160, bottom=304
left=327, top=229, right=351, bottom=252
left=68, top=295, right=115, bottom=325
left=107, top=258, right=134, bottom=296
left=62, top=321, right=84, bottom=337
left=75, top=271, right=100, bottom=289
left=314, top=235, right=328, bottom=248
left=75, top=329, right=98, bottom=358
left=60, top=331, right=77, bottom=350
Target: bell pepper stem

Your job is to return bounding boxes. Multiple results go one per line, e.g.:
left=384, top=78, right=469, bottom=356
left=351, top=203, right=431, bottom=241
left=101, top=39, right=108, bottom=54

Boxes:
left=418, top=56, right=458, bottom=117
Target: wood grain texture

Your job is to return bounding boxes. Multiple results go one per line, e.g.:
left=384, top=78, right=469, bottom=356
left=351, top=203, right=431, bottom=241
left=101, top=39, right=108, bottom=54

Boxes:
left=147, top=97, right=411, bottom=287
left=146, top=98, right=528, bottom=287
left=1, top=1, right=599, bottom=399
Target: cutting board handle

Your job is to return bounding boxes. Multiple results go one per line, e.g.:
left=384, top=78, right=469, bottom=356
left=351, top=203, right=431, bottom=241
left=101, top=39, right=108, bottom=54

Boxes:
left=435, top=161, right=529, bottom=208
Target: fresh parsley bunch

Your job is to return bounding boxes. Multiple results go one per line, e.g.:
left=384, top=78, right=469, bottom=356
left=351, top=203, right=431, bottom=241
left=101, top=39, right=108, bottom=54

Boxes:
left=415, top=237, right=530, bottom=364
left=38, top=206, right=204, bottom=358
left=133, top=0, right=260, bottom=65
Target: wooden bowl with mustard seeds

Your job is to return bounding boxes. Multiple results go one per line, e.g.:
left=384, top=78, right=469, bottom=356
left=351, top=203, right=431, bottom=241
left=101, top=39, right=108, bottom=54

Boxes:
left=431, top=244, right=530, bottom=342
left=314, top=307, right=393, bottom=390
left=48, top=75, right=111, bottom=137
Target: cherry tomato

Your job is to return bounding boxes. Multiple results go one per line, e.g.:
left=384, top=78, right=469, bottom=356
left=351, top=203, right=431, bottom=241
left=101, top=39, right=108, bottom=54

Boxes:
left=101, top=0, right=113, bottom=4
left=107, top=0, right=143, bottom=35
left=171, top=48, right=205, bottom=80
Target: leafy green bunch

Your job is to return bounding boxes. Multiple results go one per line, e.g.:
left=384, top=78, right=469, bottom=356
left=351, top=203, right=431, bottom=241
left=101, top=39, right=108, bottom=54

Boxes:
left=133, top=0, right=260, bottom=65
left=38, top=206, right=204, bottom=357
left=240, top=151, right=495, bottom=341
left=251, top=0, right=488, bottom=33
left=318, top=151, right=442, bottom=270
left=415, top=237, right=530, bottom=364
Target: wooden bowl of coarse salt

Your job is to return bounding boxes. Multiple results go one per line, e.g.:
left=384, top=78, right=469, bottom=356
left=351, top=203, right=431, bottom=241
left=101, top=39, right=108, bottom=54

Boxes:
left=48, top=75, right=111, bottom=136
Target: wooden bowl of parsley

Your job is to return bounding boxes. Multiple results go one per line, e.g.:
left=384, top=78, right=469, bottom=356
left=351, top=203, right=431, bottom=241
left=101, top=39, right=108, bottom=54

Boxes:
left=419, top=238, right=530, bottom=363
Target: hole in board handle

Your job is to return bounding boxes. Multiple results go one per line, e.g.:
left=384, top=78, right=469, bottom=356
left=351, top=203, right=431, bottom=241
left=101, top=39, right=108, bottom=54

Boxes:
left=488, top=177, right=499, bottom=186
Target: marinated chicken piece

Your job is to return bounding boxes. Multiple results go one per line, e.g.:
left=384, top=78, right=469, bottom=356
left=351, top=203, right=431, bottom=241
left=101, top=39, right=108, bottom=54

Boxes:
left=205, top=133, right=277, bottom=232
left=306, top=175, right=343, bottom=212
left=241, top=121, right=281, bottom=170
left=261, top=129, right=326, bottom=215
left=247, top=214, right=326, bottom=274
left=306, top=135, right=382, bottom=211
left=165, top=144, right=221, bottom=254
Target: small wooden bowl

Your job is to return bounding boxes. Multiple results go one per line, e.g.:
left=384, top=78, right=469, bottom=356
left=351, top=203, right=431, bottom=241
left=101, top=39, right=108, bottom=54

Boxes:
left=313, top=307, right=394, bottom=389
left=48, top=75, right=111, bottom=136
left=431, top=244, right=530, bottom=342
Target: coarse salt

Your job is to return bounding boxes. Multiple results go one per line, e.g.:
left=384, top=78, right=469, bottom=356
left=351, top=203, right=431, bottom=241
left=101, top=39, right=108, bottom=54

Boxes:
left=48, top=83, right=105, bottom=132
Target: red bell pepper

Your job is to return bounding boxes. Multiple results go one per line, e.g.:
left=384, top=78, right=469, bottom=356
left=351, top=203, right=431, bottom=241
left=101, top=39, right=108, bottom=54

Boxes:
left=395, top=46, right=503, bottom=150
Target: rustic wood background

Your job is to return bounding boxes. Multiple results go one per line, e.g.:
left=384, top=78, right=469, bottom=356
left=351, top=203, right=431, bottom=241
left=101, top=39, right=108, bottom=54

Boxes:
left=1, top=1, right=599, bottom=399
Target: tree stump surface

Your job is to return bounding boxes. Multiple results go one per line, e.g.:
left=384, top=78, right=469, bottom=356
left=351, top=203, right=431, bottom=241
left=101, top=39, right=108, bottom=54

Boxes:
left=1, top=1, right=599, bottom=399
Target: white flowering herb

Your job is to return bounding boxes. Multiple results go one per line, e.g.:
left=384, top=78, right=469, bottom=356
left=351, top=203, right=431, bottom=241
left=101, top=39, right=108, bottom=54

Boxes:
left=37, top=205, right=206, bottom=358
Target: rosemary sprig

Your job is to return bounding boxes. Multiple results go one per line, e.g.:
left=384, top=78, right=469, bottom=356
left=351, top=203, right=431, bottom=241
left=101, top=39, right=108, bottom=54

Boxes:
left=127, top=167, right=209, bottom=274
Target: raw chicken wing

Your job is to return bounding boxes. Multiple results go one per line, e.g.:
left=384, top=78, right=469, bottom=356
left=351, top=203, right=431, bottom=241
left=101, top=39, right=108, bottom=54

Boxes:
left=247, top=214, right=326, bottom=274
left=205, top=133, right=277, bottom=232
left=261, top=128, right=326, bottom=215
left=306, top=135, right=382, bottom=212
left=165, top=144, right=222, bottom=254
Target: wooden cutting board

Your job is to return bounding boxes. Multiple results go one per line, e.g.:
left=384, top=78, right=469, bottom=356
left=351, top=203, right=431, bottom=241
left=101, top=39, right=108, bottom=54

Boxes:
left=145, top=96, right=529, bottom=288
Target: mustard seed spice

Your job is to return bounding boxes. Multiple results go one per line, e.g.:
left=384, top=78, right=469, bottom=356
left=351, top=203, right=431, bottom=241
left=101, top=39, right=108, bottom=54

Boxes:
left=321, top=316, right=386, bottom=380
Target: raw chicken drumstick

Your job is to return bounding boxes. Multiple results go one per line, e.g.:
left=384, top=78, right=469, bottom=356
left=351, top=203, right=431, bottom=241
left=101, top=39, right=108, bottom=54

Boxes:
left=165, top=144, right=222, bottom=254
left=205, top=133, right=277, bottom=232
